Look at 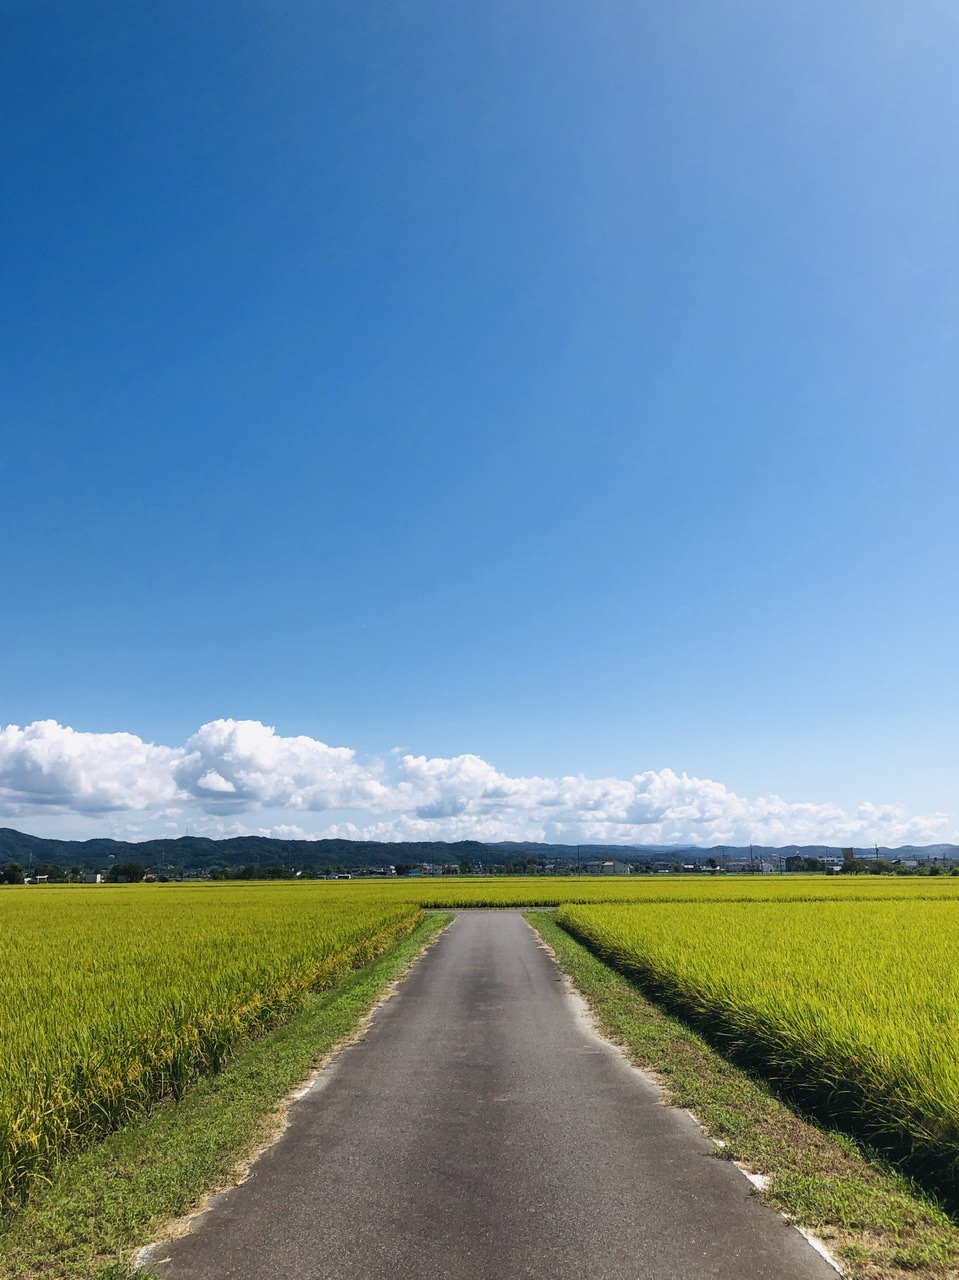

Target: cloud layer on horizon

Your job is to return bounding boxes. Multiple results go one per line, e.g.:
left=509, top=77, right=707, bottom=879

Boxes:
left=0, top=718, right=953, bottom=848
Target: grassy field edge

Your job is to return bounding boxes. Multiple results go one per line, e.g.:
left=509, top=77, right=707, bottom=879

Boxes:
left=0, top=912, right=452, bottom=1280
left=528, top=911, right=959, bottom=1280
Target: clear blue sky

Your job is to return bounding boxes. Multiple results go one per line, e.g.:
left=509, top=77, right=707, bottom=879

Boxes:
left=3, top=1, right=957, bottom=843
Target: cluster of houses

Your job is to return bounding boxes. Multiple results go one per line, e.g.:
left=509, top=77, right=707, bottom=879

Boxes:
left=322, top=859, right=635, bottom=877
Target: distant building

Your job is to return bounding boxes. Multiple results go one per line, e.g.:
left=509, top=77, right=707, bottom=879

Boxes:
left=726, top=858, right=777, bottom=874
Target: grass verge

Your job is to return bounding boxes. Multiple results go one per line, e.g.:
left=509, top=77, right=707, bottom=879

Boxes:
left=0, top=912, right=451, bottom=1280
left=529, top=911, right=959, bottom=1280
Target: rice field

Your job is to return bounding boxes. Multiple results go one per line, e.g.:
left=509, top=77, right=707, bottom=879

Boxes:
left=382, top=872, right=959, bottom=908
left=558, top=898, right=959, bottom=1198
left=0, top=883, right=420, bottom=1207
left=5, top=874, right=959, bottom=1210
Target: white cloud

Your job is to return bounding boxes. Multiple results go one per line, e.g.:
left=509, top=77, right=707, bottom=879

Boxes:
left=0, top=720, right=180, bottom=814
left=196, top=771, right=236, bottom=793
left=0, top=718, right=953, bottom=847
left=175, top=719, right=392, bottom=811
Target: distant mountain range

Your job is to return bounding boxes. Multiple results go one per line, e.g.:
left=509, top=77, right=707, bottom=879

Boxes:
left=1, top=827, right=956, bottom=873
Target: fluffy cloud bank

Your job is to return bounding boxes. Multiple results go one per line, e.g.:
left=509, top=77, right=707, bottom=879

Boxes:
left=0, top=719, right=953, bottom=847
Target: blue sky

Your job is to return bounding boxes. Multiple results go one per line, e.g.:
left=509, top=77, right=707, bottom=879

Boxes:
left=3, top=1, right=957, bottom=844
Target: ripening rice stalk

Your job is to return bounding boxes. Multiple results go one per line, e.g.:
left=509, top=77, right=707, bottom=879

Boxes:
left=558, top=899, right=959, bottom=1197
left=0, top=882, right=420, bottom=1207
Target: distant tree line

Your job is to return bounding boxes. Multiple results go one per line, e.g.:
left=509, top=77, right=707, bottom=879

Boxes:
left=2, top=826, right=956, bottom=882
left=0, top=861, right=152, bottom=884
left=840, top=858, right=957, bottom=876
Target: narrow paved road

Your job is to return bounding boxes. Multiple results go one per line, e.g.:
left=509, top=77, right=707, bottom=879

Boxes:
left=148, top=912, right=837, bottom=1280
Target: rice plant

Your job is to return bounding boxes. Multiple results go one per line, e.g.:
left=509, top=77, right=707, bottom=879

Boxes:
left=558, top=898, right=959, bottom=1198
left=0, top=882, right=419, bottom=1207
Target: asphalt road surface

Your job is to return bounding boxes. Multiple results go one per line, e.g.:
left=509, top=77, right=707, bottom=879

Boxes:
left=146, top=911, right=838, bottom=1280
